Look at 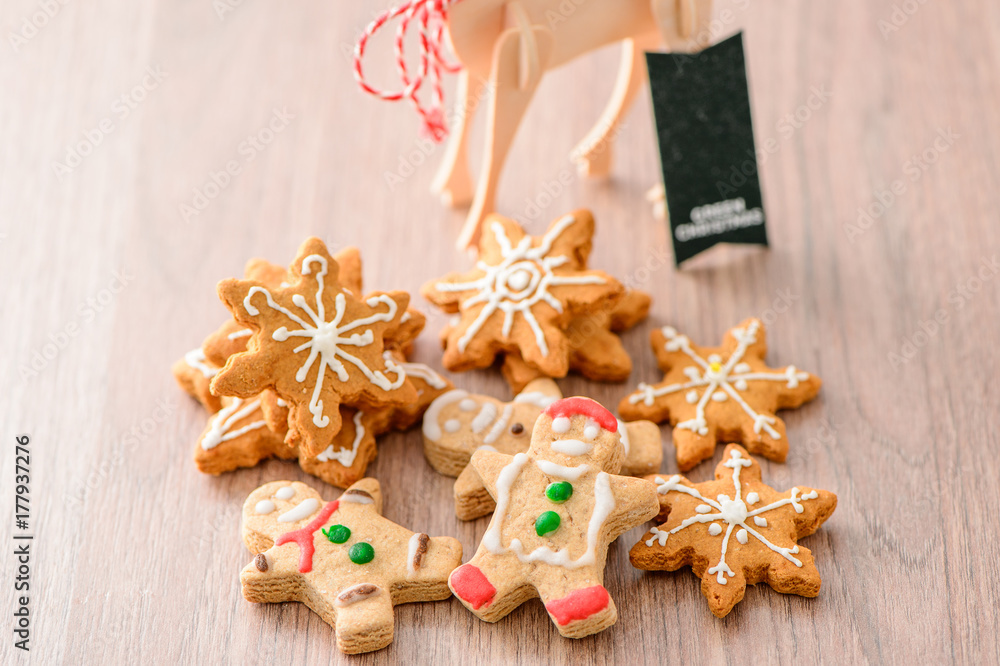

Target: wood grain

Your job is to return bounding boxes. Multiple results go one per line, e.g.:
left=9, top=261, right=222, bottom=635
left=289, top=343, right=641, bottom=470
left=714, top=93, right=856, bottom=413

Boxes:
left=3, top=0, right=998, bottom=663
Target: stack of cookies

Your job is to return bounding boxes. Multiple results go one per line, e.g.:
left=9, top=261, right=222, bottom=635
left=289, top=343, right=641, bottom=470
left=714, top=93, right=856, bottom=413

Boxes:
left=172, top=238, right=452, bottom=488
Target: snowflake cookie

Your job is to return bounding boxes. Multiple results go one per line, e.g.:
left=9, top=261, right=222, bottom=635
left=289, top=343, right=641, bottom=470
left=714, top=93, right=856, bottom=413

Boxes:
left=422, top=210, right=632, bottom=387
left=241, top=479, right=462, bottom=654
left=212, top=237, right=419, bottom=456
left=174, top=245, right=453, bottom=486
left=630, top=445, right=837, bottom=618
left=449, top=397, right=659, bottom=638
left=421, top=378, right=662, bottom=520
left=619, top=318, right=822, bottom=470
left=497, top=287, right=652, bottom=392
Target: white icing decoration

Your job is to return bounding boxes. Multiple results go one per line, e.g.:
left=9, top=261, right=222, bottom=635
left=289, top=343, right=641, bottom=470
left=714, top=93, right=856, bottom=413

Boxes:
left=406, top=534, right=423, bottom=577
left=255, top=500, right=275, bottom=514
left=434, top=215, right=607, bottom=356
left=746, top=492, right=759, bottom=505
left=277, top=498, right=320, bottom=522
left=685, top=390, right=698, bottom=404
left=274, top=486, right=295, bottom=500
left=476, top=444, right=498, bottom=453
left=551, top=417, right=571, bottom=434
left=401, top=311, right=412, bottom=323
left=421, top=390, right=468, bottom=442
left=184, top=348, right=217, bottom=378
left=628, top=320, right=810, bottom=440
left=534, top=460, right=589, bottom=480
left=513, top=391, right=558, bottom=409
left=228, top=328, right=253, bottom=340
left=583, top=419, right=599, bottom=440
left=551, top=439, right=592, bottom=456
left=484, top=453, right=614, bottom=569
left=242, top=253, right=405, bottom=428
left=471, top=402, right=498, bottom=433
left=459, top=398, right=478, bottom=411
left=646, top=449, right=821, bottom=584
left=397, top=361, right=448, bottom=389
left=275, top=398, right=288, bottom=407
left=316, top=411, right=366, bottom=465
left=483, top=404, right=513, bottom=445
left=444, top=419, right=462, bottom=433
left=201, top=398, right=266, bottom=450
left=616, top=420, right=630, bottom=455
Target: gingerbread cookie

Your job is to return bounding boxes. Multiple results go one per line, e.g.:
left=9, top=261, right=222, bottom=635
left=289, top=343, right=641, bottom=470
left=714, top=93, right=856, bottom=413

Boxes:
left=498, top=287, right=652, bottom=392
left=448, top=397, right=658, bottom=638
left=630, top=445, right=836, bottom=618
left=212, top=237, right=418, bottom=456
left=422, top=379, right=662, bottom=520
left=195, top=357, right=451, bottom=487
left=422, top=211, right=632, bottom=387
left=241, top=479, right=463, bottom=654
left=171, top=347, right=223, bottom=413
left=619, top=318, right=821, bottom=470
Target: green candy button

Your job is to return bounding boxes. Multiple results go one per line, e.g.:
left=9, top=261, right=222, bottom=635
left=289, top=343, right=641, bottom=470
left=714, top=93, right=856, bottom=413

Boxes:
left=349, top=542, right=375, bottom=564
left=535, top=510, right=561, bottom=537
left=545, top=481, right=573, bottom=503
left=322, top=524, right=351, bottom=544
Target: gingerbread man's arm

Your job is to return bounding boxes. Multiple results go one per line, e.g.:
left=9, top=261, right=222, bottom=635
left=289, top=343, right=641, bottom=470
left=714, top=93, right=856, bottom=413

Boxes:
left=469, top=449, right=517, bottom=500
left=620, top=420, right=663, bottom=476
left=605, top=475, right=659, bottom=541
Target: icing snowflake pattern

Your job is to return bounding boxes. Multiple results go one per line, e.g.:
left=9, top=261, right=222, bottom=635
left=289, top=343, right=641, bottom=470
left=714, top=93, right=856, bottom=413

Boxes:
left=435, top=215, right=606, bottom=357
left=628, top=319, right=808, bottom=439
left=243, top=254, right=405, bottom=428
left=646, top=448, right=819, bottom=585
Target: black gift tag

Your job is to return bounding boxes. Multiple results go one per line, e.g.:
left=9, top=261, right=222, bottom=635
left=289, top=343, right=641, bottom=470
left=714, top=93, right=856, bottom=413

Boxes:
left=647, top=32, right=768, bottom=266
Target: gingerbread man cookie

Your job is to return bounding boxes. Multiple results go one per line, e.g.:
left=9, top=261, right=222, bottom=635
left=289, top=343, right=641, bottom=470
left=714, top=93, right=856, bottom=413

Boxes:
left=241, top=479, right=463, bottom=654
left=448, top=397, right=658, bottom=638
left=422, top=210, right=628, bottom=386
left=619, top=318, right=822, bottom=470
left=212, top=237, right=418, bottom=456
left=630, top=445, right=837, bottom=618
left=422, top=379, right=662, bottom=520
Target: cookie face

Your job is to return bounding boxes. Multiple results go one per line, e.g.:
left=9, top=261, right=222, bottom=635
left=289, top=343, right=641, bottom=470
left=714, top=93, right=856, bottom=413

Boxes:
left=630, top=445, right=837, bottom=618
left=448, top=397, right=658, bottom=639
left=422, top=380, right=664, bottom=520
left=241, top=479, right=462, bottom=654
left=423, top=210, right=624, bottom=380
left=619, top=318, right=822, bottom=470
left=211, top=237, right=418, bottom=456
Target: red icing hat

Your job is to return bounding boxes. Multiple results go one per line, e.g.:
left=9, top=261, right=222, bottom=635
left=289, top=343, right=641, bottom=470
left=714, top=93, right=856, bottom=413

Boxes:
left=544, top=397, right=618, bottom=433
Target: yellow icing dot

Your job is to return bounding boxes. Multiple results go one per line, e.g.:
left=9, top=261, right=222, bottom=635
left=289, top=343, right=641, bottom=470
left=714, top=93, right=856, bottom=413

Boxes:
left=710, top=362, right=722, bottom=373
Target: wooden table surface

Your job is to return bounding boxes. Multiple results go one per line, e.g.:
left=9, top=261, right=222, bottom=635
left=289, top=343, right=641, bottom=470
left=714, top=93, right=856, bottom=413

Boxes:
left=4, top=0, right=998, bottom=663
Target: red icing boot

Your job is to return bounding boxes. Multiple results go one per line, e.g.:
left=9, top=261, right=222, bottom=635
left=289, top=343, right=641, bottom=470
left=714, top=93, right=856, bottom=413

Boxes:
left=450, top=564, right=496, bottom=610
left=545, top=585, right=610, bottom=626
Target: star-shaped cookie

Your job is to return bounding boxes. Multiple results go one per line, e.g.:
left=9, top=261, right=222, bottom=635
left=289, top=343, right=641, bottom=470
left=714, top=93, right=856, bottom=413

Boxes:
left=630, top=445, right=837, bottom=618
left=212, top=237, right=417, bottom=456
left=449, top=397, right=658, bottom=638
left=619, top=318, right=821, bottom=470
left=194, top=355, right=451, bottom=487
left=422, top=210, right=624, bottom=382
left=421, top=378, right=662, bottom=519
left=498, top=287, right=652, bottom=392
left=242, top=479, right=462, bottom=654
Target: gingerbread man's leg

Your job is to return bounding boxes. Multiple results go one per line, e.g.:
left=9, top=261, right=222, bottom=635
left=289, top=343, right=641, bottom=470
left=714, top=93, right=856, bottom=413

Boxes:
left=331, top=584, right=394, bottom=654
left=532, top=570, right=617, bottom=639
left=672, top=424, right=720, bottom=471
left=739, top=414, right=788, bottom=463
left=449, top=554, right=533, bottom=623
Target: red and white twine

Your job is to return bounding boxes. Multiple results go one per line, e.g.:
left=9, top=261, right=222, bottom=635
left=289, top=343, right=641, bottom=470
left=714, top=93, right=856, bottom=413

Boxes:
left=353, top=0, right=464, bottom=142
